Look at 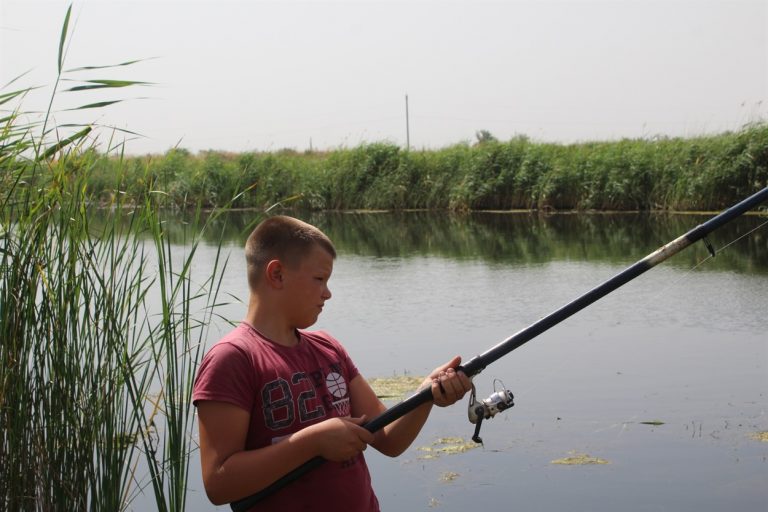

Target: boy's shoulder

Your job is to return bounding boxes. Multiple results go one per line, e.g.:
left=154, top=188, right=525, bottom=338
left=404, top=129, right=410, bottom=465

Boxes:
left=300, top=329, right=339, bottom=346
left=210, top=322, right=256, bottom=350
left=198, top=323, right=263, bottom=369
left=300, top=329, right=355, bottom=363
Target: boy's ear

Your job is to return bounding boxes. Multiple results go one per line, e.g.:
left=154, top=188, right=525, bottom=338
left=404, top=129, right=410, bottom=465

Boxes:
left=265, top=259, right=284, bottom=288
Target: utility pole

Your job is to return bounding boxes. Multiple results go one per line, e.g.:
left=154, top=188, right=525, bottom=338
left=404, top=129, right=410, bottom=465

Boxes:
left=405, top=94, right=410, bottom=151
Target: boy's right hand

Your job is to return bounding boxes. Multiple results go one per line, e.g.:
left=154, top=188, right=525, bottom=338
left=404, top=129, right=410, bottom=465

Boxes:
left=308, top=416, right=374, bottom=462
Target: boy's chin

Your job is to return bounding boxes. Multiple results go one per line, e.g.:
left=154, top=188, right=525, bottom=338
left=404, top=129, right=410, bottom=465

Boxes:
left=295, top=316, right=319, bottom=330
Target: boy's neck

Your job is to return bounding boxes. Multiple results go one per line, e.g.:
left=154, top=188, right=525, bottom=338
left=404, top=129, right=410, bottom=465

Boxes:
left=245, top=299, right=300, bottom=347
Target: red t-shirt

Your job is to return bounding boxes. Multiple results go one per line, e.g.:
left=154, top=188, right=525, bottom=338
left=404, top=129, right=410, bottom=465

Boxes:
left=192, top=322, right=380, bottom=511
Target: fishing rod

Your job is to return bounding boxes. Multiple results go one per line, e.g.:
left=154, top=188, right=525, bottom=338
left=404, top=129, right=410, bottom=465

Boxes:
left=231, top=186, right=768, bottom=512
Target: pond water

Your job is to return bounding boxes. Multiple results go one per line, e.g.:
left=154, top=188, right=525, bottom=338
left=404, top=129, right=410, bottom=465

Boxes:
left=169, top=210, right=767, bottom=512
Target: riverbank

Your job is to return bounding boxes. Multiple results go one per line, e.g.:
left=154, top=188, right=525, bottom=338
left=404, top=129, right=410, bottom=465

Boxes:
left=83, top=123, right=768, bottom=212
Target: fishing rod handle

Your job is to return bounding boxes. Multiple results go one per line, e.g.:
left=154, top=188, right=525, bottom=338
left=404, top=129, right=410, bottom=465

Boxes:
left=229, top=456, right=325, bottom=512
left=230, top=386, right=435, bottom=512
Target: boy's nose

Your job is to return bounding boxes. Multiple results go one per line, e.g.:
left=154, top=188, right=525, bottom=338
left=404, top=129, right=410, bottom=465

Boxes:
left=323, top=285, right=332, bottom=300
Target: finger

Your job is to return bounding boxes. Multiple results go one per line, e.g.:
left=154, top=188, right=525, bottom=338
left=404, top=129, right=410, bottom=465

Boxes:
left=437, top=370, right=470, bottom=402
left=436, top=372, right=452, bottom=395
left=349, top=421, right=375, bottom=443
left=430, top=356, right=462, bottom=379
left=441, top=369, right=462, bottom=393
left=346, top=415, right=368, bottom=425
left=431, top=378, right=446, bottom=402
left=445, top=367, right=472, bottom=391
left=441, top=355, right=462, bottom=373
left=358, top=429, right=375, bottom=444
left=434, top=370, right=451, bottom=394
left=458, top=373, right=472, bottom=392
left=434, top=378, right=457, bottom=406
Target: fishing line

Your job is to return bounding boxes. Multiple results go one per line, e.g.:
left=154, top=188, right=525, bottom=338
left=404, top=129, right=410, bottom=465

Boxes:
left=640, top=216, right=768, bottom=306
left=514, top=218, right=768, bottom=401
left=712, top=217, right=768, bottom=254
left=596, top=216, right=768, bottom=437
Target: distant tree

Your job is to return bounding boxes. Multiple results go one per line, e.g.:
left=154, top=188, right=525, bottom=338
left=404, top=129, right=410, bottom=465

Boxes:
left=475, top=129, right=498, bottom=144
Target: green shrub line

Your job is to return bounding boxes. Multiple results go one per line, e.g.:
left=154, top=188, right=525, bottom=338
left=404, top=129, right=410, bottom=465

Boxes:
left=81, top=124, right=768, bottom=213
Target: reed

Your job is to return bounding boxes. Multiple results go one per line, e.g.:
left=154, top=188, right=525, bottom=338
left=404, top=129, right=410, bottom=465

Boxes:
left=85, top=125, right=768, bottom=213
left=1, top=6, right=231, bottom=510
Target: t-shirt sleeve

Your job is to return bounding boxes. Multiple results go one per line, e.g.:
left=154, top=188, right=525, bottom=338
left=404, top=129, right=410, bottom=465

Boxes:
left=316, top=330, right=360, bottom=382
left=192, top=342, right=255, bottom=412
left=341, top=344, right=360, bottom=382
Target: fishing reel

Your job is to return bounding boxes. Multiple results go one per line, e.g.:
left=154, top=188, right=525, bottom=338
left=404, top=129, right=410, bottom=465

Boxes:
left=467, top=379, right=514, bottom=444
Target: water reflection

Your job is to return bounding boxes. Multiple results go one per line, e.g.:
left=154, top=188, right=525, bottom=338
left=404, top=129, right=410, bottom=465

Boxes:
left=145, top=209, right=768, bottom=273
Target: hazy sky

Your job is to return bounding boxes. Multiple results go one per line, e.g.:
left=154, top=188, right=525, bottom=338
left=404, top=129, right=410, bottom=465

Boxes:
left=1, top=0, right=766, bottom=155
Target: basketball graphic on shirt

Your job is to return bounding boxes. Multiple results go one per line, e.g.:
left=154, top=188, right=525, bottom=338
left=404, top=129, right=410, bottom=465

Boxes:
left=325, top=372, right=348, bottom=398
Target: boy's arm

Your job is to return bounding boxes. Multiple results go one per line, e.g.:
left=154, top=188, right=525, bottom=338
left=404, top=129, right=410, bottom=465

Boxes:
left=350, top=356, right=471, bottom=457
left=197, top=400, right=373, bottom=505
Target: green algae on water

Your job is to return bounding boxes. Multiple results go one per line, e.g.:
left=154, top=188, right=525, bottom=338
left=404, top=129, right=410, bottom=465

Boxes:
left=440, top=471, right=460, bottom=482
left=418, top=436, right=479, bottom=459
left=551, top=451, right=610, bottom=465
left=367, top=375, right=425, bottom=400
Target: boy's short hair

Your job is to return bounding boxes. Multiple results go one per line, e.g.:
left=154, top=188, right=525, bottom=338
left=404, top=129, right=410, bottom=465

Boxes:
left=245, top=215, right=336, bottom=291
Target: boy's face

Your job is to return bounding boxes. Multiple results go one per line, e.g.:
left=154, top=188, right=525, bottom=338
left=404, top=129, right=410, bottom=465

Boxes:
left=282, top=244, right=334, bottom=329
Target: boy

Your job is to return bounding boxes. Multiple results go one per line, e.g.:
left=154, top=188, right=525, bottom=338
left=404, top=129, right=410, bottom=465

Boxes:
left=193, top=215, right=471, bottom=510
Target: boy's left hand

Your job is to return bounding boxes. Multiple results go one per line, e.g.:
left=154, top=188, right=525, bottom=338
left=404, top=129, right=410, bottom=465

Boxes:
left=426, top=356, right=472, bottom=407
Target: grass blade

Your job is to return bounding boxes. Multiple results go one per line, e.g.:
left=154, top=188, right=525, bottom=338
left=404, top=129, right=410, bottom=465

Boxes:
left=57, top=5, right=72, bottom=74
left=66, top=58, right=153, bottom=72
left=65, top=99, right=124, bottom=110
left=38, top=126, right=92, bottom=160
left=63, top=79, right=153, bottom=92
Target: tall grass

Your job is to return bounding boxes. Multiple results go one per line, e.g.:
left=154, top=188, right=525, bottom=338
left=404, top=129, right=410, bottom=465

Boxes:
left=1, top=6, right=231, bottom=510
left=86, top=126, right=768, bottom=213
